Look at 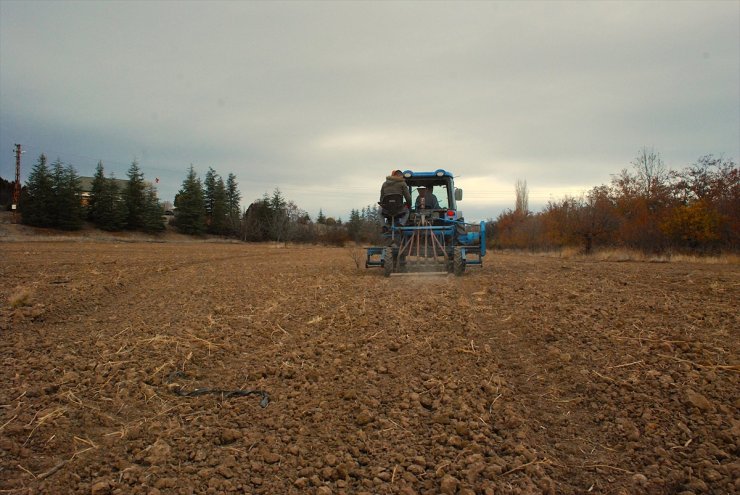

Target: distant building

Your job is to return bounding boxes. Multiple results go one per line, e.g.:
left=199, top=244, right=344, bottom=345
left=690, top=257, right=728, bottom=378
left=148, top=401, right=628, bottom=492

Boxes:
left=78, top=176, right=129, bottom=206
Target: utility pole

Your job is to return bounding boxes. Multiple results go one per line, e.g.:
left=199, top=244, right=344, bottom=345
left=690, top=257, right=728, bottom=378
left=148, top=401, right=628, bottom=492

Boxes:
left=12, top=144, right=22, bottom=223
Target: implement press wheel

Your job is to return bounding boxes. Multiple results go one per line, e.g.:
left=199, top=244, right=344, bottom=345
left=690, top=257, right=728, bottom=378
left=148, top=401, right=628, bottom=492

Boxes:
left=453, top=246, right=465, bottom=276
left=383, top=247, right=395, bottom=277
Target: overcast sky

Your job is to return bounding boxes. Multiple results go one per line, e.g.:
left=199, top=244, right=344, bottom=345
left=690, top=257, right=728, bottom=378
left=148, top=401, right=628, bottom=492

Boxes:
left=1, top=1, right=738, bottom=221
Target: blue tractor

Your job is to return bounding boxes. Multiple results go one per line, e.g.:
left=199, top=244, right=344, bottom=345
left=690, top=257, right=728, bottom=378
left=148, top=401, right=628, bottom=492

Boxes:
left=366, top=169, right=486, bottom=276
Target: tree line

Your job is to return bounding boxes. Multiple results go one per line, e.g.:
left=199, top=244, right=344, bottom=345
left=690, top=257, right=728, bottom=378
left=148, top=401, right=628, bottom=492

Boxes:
left=16, top=147, right=733, bottom=254
left=172, top=165, right=241, bottom=236
left=174, top=166, right=382, bottom=243
left=490, top=150, right=739, bottom=254
left=18, top=154, right=165, bottom=233
left=239, top=190, right=382, bottom=245
left=8, top=154, right=385, bottom=244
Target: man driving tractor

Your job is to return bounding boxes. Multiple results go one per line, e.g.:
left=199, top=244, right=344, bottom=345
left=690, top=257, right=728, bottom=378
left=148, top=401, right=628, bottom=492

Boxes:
left=414, top=185, right=440, bottom=209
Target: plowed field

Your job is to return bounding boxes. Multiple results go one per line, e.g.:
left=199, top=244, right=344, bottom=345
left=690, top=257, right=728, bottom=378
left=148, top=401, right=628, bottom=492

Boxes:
left=1, top=238, right=738, bottom=494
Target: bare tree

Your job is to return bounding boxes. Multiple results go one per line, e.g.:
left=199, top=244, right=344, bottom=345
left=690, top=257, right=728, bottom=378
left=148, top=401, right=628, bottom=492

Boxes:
left=631, top=146, right=669, bottom=202
left=515, top=179, right=529, bottom=214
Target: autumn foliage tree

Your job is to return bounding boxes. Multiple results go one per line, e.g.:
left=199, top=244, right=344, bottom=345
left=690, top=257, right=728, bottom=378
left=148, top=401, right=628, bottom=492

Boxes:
left=490, top=149, right=738, bottom=254
left=665, top=155, right=739, bottom=251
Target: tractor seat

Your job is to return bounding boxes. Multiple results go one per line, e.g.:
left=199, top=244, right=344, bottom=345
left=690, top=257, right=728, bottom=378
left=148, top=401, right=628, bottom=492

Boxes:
left=378, top=194, right=406, bottom=225
left=379, top=193, right=406, bottom=217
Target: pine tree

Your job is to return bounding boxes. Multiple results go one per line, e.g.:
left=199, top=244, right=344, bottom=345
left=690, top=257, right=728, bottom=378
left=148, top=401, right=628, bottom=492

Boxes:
left=124, top=160, right=146, bottom=230
left=204, top=167, right=217, bottom=221
left=209, top=175, right=228, bottom=235
left=141, top=184, right=165, bottom=233
left=21, top=154, right=54, bottom=227
left=174, top=165, right=206, bottom=235
left=51, top=160, right=83, bottom=230
left=317, top=209, right=326, bottom=224
left=225, top=173, right=241, bottom=236
left=95, top=175, right=126, bottom=231
left=347, top=208, right=361, bottom=242
left=268, top=188, right=289, bottom=241
left=0, top=178, right=14, bottom=209
left=49, top=159, right=66, bottom=227
left=88, top=161, right=106, bottom=222
left=204, top=168, right=228, bottom=235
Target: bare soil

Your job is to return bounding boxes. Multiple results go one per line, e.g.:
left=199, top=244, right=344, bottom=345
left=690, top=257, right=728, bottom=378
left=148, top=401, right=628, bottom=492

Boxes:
left=1, top=224, right=738, bottom=494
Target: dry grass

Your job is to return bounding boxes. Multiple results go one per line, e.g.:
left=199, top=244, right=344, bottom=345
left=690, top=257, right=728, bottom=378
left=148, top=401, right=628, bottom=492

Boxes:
left=528, top=247, right=739, bottom=264
left=668, top=252, right=740, bottom=264
left=594, top=249, right=648, bottom=262
left=9, top=288, right=33, bottom=308
left=346, top=246, right=366, bottom=270
left=557, top=246, right=583, bottom=259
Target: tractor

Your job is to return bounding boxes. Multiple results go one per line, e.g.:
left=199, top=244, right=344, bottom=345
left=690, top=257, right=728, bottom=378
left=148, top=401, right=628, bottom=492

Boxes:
left=366, top=169, right=486, bottom=276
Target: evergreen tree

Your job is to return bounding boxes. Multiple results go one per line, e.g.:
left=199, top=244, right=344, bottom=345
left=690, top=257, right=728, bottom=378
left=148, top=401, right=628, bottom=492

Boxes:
left=347, top=208, right=362, bottom=242
left=49, top=159, right=65, bottom=227
left=123, top=160, right=146, bottom=230
left=225, top=173, right=241, bottom=236
left=317, top=209, right=326, bottom=224
left=141, top=184, right=165, bottom=233
left=174, top=165, right=206, bottom=235
left=209, top=175, right=228, bottom=235
left=95, top=175, right=126, bottom=231
left=204, top=167, right=228, bottom=235
left=51, top=160, right=83, bottom=230
left=359, top=203, right=383, bottom=243
left=0, top=177, right=15, bottom=209
left=21, top=154, right=54, bottom=227
left=204, top=167, right=217, bottom=220
left=88, top=161, right=106, bottom=222
left=268, top=188, right=289, bottom=241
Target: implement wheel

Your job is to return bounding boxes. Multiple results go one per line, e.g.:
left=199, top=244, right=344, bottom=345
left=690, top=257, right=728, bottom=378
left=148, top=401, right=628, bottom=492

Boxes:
left=383, top=247, right=395, bottom=277
left=453, top=246, right=465, bottom=276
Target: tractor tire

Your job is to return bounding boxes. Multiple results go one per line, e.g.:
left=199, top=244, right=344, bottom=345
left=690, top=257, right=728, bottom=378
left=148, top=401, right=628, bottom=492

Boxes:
left=453, top=246, right=465, bottom=276
left=383, top=247, right=394, bottom=277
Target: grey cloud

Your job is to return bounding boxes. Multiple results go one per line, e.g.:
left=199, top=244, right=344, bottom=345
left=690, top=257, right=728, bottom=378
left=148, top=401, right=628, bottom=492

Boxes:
left=1, top=1, right=737, bottom=220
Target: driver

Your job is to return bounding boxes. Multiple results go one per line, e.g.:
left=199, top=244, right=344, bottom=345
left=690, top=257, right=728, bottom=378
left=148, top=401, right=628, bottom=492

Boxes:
left=415, top=186, right=440, bottom=209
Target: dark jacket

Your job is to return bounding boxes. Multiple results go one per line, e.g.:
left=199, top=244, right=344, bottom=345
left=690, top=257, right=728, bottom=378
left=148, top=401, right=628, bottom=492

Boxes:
left=380, top=175, right=411, bottom=205
left=415, top=191, right=440, bottom=209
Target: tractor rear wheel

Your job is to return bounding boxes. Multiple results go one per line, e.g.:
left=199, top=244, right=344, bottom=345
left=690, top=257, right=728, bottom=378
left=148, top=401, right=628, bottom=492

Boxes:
left=383, top=247, right=394, bottom=277
left=453, top=246, right=465, bottom=276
